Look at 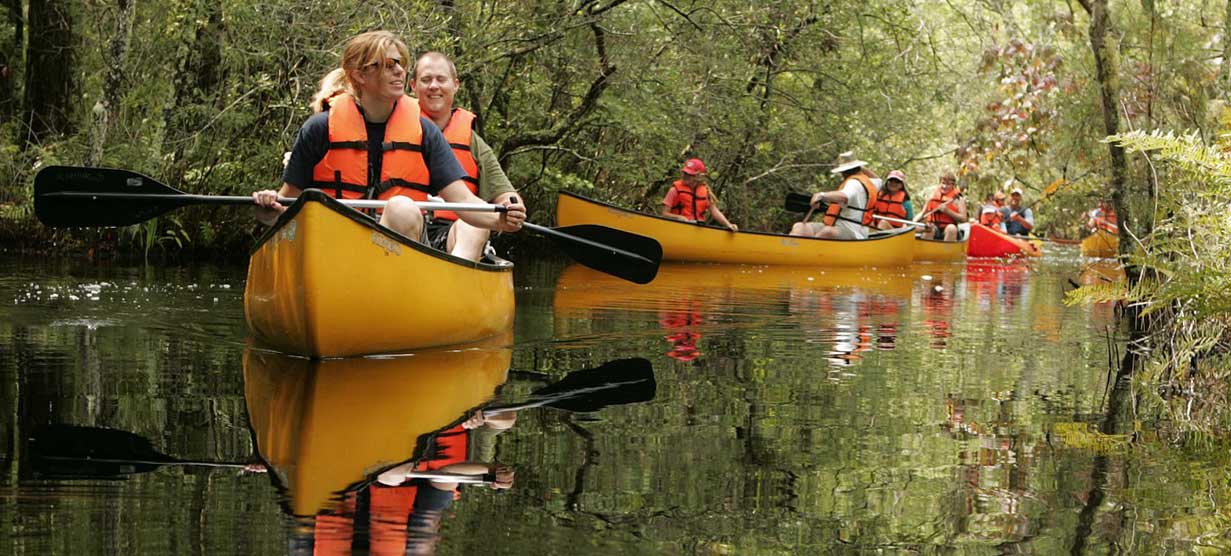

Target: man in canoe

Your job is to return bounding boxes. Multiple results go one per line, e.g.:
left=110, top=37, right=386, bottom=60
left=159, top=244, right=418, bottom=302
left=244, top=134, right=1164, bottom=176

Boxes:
left=921, top=171, right=966, bottom=241
left=1000, top=188, right=1035, bottom=236
left=871, top=169, right=912, bottom=230
left=252, top=31, right=526, bottom=259
left=661, top=158, right=739, bottom=231
left=789, top=151, right=879, bottom=240
left=1086, top=199, right=1117, bottom=234
left=412, top=51, right=526, bottom=261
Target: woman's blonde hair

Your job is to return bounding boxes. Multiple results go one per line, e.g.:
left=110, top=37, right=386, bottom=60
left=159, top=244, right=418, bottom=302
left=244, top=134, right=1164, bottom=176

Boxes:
left=310, top=30, right=411, bottom=113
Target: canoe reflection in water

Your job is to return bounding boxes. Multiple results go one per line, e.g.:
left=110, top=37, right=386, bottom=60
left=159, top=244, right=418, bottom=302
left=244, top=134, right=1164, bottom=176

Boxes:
left=243, top=344, right=655, bottom=555
left=555, top=263, right=911, bottom=368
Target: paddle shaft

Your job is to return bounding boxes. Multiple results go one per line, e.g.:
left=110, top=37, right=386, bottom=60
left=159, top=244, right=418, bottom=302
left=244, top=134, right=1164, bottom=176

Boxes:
left=522, top=222, right=655, bottom=266
left=41, top=191, right=508, bottom=213
left=37, top=454, right=494, bottom=483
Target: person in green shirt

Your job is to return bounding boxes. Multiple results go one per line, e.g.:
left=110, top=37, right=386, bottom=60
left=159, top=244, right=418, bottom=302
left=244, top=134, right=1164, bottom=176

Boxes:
left=412, top=51, right=524, bottom=261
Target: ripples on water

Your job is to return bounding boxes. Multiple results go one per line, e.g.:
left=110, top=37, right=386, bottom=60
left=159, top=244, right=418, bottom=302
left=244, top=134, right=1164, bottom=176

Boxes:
left=1, top=250, right=1222, bottom=554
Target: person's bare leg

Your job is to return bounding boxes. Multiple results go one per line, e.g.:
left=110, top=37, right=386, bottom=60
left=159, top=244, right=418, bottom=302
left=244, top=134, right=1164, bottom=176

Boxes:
left=944, top=224, right=958, bottom=241
left=447, top=219, right=491, bottom=261
left=379, top=196, right=425, bottom=241
left=816, top=226, right=841, bottom=239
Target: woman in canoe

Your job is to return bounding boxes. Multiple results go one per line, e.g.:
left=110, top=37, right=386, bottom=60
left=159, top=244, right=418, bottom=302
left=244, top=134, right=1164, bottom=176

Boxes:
left=252, top=30, right=525, bottom=256
left=871, top=169, right=913, bottom=230
left=660, top=157, right=739, bottom=232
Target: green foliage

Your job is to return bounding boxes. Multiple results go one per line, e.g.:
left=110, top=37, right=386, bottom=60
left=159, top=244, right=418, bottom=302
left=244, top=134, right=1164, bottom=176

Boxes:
left=1069, top=126, right=1231, bottom=430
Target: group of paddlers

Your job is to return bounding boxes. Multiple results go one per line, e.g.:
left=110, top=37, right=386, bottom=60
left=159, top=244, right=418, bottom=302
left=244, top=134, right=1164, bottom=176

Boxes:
left=661, top=150, right=1118, bottom=241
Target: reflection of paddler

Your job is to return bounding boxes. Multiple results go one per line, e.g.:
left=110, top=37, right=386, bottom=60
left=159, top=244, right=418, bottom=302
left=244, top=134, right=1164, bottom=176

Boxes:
left=243, top=341, right=511, bottom=517
left=660, top=302, right=703, bottom=362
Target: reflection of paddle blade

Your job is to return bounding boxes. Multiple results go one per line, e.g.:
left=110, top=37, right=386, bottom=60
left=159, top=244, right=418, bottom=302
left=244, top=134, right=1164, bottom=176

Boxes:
left=29, top=424, right=174, bottom=478
left=27, top=424, right=246, bottom=479
left=485, top=358, right=656, bottom=414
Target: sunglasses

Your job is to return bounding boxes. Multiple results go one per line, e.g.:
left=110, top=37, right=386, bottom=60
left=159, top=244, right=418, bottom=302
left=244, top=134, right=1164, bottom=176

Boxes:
left=365, top=58, right=405, bottom=72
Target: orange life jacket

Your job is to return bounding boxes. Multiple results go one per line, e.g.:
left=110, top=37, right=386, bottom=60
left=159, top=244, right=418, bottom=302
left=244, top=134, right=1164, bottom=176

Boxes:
left=311, top=93, right=433, bottom=201
left=871, top=189, right=909, bottom=226
left=822, top=173, right=878, bottom=227
left=978, top=203, right=1004, bottom=227
left=668, top=181, right=711, bottom=221
left=431, top=107, right=481, bottom=222
left=925, top=187, right=961, bottom=227
left=312, top=424, right=469, bottom=556
left=1093, top=208, right=1118, bottom=233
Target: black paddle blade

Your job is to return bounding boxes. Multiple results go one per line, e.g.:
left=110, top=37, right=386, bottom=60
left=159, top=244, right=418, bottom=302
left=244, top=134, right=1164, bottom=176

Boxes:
left=27, top=424, right=176, bottom=479
left=784, top=192, right=815, bottom=213
left=35, top=165, right=186, bottom=227
left=529, top=358, right=656, bottom=412
left=544, top=224, right=663, bottom=285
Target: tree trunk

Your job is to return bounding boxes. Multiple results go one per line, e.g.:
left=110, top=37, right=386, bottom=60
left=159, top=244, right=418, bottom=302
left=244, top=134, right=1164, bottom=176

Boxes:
left=1223, top=0, right=1231, bottom=99
left=86, top=0, right=136, bottom=167
left=21, top=0, right=74, bottom=148
left=163, top=1, right=223, bottom=166
left=0, top=0, right=21, bottom=121
left=1077, top=0, right=1133, bottom=254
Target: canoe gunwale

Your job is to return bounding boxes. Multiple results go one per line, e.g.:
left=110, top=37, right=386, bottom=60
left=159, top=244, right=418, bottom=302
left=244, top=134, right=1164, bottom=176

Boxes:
left=251, top=189, right=513, bottom=273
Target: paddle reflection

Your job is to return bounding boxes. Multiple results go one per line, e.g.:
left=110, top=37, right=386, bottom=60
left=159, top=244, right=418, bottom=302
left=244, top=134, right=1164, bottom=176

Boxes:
left=243, top=343, right=657, bottom=555
left=555, top=262, right=911, bottom=368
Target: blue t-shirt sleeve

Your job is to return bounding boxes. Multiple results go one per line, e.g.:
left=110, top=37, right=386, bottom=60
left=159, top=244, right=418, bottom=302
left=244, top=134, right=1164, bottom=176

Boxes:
left=903, top=199, right=914, bottom=220
left=281, top=112, right=330, bottom=190
left=421, top=116, right=467, bottom=194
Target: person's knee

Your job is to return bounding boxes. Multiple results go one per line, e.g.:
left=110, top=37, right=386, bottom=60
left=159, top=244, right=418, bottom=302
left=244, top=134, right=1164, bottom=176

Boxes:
left=380, top=196, right=424, bottom=237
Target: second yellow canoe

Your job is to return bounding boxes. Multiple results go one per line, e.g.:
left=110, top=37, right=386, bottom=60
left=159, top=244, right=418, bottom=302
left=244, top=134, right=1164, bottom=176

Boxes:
left=556, top=191, right=913, bottom=267
left=1080, top=229, right=1119, bottom=258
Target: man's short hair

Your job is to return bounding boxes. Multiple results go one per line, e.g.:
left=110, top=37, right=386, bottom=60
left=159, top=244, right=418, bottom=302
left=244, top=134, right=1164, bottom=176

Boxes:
left=414, top=51, right=458, bottom=80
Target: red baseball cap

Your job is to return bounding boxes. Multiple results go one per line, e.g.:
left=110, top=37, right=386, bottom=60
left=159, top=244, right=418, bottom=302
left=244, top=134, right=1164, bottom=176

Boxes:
left=682, top=158, right=706, bottom=175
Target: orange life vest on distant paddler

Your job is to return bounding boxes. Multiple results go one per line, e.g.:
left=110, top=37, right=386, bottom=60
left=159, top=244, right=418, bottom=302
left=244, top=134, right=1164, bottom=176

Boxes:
left=822, top=173, right=878, bottom=227
left=1092, top=208, right=1117, bottom=233
left=431, top=107, right=481, bottom=222
left=311, top=93, right=433, bottom=201
left=871, top=189, right=909, bottom=227
left=668, top=181, right=711, bottom=221
left=925, top=187, right=961, bottom=227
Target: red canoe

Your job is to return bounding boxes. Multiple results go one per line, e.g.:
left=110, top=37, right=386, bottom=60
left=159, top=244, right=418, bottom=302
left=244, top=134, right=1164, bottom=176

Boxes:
left=967, top=223, right=1042, bottom=258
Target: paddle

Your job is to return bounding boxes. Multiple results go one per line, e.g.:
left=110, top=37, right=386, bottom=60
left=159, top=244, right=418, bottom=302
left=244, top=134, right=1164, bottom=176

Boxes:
left=26, top=424, right=495, bottom=483
left=33, top=166, right=661, bottom=285
left=482, top=357, right=656, bottom=416
left=784, top=192, right=925, bottom=229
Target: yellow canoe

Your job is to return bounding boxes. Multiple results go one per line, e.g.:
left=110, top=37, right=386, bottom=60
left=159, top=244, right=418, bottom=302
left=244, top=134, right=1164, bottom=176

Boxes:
left=243, top=340, right=511, bottom=516
left=1080, top=229, right=1119, bottom=258
left=912, top=234, right=968, bottom=262
left=244, top=190, right=515, bottom=357
left=556, top=191, right=914, bottom=267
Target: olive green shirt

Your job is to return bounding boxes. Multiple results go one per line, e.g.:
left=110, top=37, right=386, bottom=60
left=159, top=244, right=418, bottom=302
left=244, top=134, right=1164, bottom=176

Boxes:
left=472, top=133, right=516, bottom=201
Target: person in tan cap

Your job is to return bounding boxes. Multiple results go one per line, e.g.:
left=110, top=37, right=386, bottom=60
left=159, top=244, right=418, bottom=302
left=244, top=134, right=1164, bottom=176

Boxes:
left=1000, top=188, right=1034, bottom=236
left=661, top=158, right=738, bottom=231
left=789, top=151, right=879, bottom=240
left=870, top=169, right=913, bottom=230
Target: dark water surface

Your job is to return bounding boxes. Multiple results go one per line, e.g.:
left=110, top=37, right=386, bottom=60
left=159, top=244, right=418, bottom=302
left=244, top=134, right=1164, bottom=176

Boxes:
left=0, top=250, right=1223, bottom=554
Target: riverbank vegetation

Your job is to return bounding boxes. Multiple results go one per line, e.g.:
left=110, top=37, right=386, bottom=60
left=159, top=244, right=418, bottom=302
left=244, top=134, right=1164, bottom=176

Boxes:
left=0, top=3, right=1229, bottom=420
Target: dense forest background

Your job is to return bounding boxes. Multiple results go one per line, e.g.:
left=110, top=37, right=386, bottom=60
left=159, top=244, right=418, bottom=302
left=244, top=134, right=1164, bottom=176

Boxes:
left=0, top=0, right=1226, bottom=253
left=1, top=0, right=1230, bottom=425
